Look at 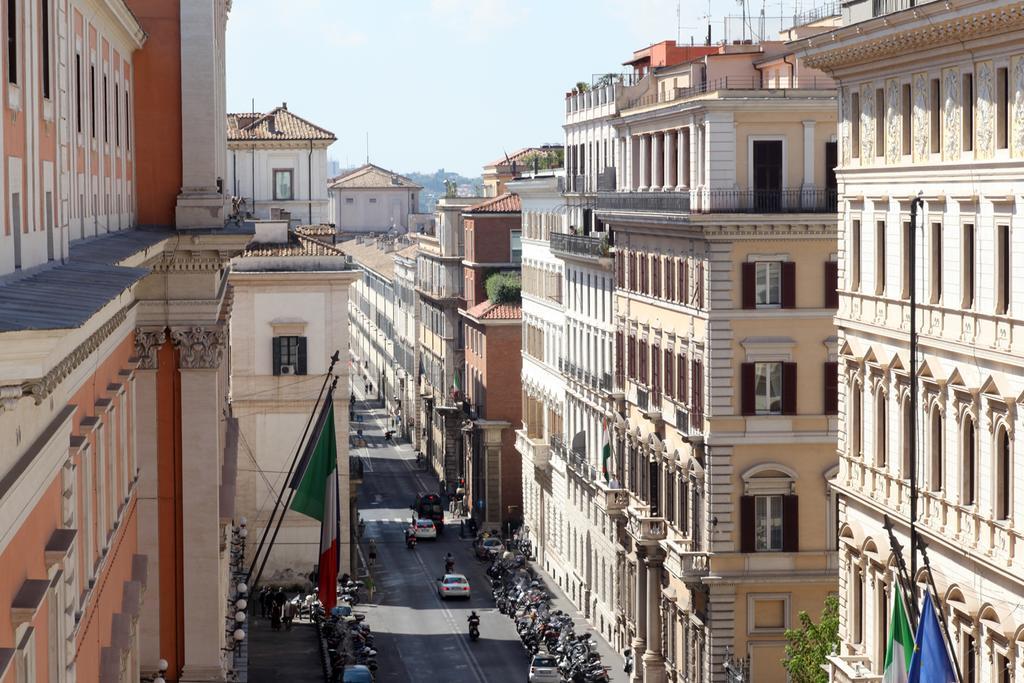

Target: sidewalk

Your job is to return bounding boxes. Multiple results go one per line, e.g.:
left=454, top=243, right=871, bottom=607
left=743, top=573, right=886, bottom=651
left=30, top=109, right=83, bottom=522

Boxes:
left=248, top=613, right=323, bottom=683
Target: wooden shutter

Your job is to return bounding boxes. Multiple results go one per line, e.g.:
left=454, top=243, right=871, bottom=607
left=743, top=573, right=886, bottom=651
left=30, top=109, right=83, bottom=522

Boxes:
left=696, top=262, right=705, bottom=308
left=652, top=256, right=661, bottom=299
left=297, top=337, right=308, bottom=375
left=823, top=361, right=838, bottom=415
left=666, top=259, right=675, bottom=301
left=741, top=363, right=756, bottom=415
left=680, top=259, right=689, bottom=304
left=615, top=331, right=624, bottom=387
left=677, top=352, right=687, bottom=403
left=782, top=362, right=798, bottom=415
left=651, top=344, right=660, bottom=398
left=639, top=255, right=648, bottom=295
left=782, top=495, right=799, bottom=552
left=272, top=337, right=281, bottom=376
left=741, top=262, right=757, bottom=309
left=824, top=261, right=839, bottom=308
left=639, top=342, right=648, bottom=384
left=628, top=335, right=637, bottom=378
left=740, top=495, right=755, bottom=553
left=781, top=261, right=796, bottom=308
left=616, top=251, right=625, bottom=288
left=664, top=349, right=674, bottom=399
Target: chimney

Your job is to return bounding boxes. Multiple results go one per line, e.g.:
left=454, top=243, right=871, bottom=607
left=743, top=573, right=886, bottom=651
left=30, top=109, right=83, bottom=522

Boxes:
left=282, top=101, right=288, bottom=110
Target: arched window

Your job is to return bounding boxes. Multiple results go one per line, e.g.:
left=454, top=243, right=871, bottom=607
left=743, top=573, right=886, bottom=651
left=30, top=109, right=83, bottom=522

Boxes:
left=851, top=381, right=863, bottom=459
left=929, top=407, right=944, bottom=492
left=995, top=426, right=1012, bottom=521
left=875, top=389, right=887, bottom=468
left=961, top=417, right=977, bottom=506
left=901, top=396, right=912, bottom=479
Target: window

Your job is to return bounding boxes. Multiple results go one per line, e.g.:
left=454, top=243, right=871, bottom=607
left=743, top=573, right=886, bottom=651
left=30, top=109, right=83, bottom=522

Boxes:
left=510, top=230, right=522, bottom=263
left=755, top=495, right=784, bottom=551
left=995, top=427, right=1011, bottom=520
left=102, top=75, right=108, bottom=141
left=754, top=362, right=783, bottom=415
left=6, top=0, right=15, bottom=84
left=997, top=67, right=1009, bottom=150
left=345, top=197, right=354, bottom=204
left=114, top=83, right=119, bottom=146
left=930, top=78, right=941, bottom=154
left=75, top=53, right=82, bottom=133
left=901, top=221, right=911, bottom=299
left=41, top=0, right=50, bottom=98
left=676, top=351, right=687, bottom=403
left=930, top=408, right=943, bottom=492
left=963, top=72, right=973, bottom=152
left=124, top=90, right=130, bottom=150
left=996, top=224, right=1011, bottom=315
left=755, top=262, right=781, bottom=306
left=824, top=261, right=839, bottom=308
left=962, top=223, right=974, bottom=309
left=273, top=169, right=293, bottom=200
left=850, top=91, right=860, bottom=158
left=875, top=88, right=884, bottom=157
left=875, top=220, right=886, bottom=295
left=272, top=336, right=307, bottom=375
left=851, top=382, right=863, bottom=458
left=901, top=83, right=912, bottom=155
left=369, top=197, right=377, bottom=203
left=851, top=219, right=862, bottom=290
left=90, top=65, right=96, bottom=138
left=962, top=418, right=976, bottom=506
left=823, top=361, right=838, bottom=415
left=930, top=222, right=942, bottom=303
left=875, top=391, right=887, bottom=467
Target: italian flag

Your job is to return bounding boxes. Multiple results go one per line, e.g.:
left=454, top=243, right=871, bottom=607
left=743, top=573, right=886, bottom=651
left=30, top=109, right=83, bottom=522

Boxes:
left=451, top=368, right=462, bottom=400
left=883, top=588, right=914, bottom=683
left=290, top=401, right=341, bottom=610
left=601, top=419, right=612, bottom=482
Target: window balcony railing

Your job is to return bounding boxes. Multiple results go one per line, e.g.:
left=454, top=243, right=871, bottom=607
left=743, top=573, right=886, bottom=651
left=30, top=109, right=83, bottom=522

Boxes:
left=550, top=232, right=609, bottom=260
left=624, top=75, right=835, bottom=109
left=598, top=188, right=837, bottom=215
left=872, top=0, right=924, bottom=17
left=596, top=169, right=616, bottom=192
left=597, top=191, right=691, bottom=213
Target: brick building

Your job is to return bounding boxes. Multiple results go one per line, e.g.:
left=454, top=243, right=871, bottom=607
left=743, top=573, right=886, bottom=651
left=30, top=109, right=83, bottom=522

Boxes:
left=461, top=192, right=522, bottom=308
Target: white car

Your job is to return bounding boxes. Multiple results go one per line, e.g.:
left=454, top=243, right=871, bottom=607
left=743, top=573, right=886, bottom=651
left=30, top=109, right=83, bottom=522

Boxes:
left=437, top=574, right=471, bottom=600
left=528, top=654, right=560, bottom=682
left=414, top=518, right=437, bottom=539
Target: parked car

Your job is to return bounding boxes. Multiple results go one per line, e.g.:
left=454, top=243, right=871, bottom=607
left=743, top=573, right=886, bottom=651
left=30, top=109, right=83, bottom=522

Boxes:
left=414, top=518, right=437, bottom=539
left=437, top=574, right=471, bottom=600
left=474, top=536, right=504, bottom=559
left=342, top=664, right=374, bottom=683
left=528, top=654, right=560, bottom=682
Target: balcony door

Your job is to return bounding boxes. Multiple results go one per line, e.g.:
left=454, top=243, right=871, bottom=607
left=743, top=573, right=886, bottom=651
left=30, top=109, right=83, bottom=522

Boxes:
left=752, top=140, right=783, bottom=211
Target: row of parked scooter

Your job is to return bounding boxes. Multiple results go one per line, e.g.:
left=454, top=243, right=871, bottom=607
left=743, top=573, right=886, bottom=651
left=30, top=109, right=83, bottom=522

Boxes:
left=312, top=579, right=377, bottom=682
left=487, top=551, right=612, bottom=683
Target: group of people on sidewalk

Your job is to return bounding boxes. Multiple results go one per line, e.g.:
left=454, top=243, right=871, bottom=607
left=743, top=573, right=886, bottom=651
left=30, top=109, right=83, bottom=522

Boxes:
left=258, top=586, right=297, bottom=631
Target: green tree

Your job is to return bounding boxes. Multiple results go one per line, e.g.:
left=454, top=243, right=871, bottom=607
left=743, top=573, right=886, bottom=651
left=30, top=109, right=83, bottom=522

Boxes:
left=485, top=272, right=521, bottom=304
left=782, top=594, right=840, bottom=683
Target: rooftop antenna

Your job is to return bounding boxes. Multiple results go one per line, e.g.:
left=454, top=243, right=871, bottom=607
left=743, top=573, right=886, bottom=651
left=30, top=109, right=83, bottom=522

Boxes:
left=701, top=0, right=713, bottom=45
left=677, top=0, right=698, bottom=47
left=365, top=132, right=369, bottom=164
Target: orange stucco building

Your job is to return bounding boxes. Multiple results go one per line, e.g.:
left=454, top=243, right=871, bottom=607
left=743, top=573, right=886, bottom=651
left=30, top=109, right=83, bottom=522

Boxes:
left=0, top=1, right=245, bottom=682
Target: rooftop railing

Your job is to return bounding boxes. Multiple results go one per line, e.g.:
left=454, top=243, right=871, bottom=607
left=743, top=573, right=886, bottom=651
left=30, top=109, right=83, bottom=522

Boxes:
left=624, top=76, right=835, bottom=110
left=550, top=232, right=609, bottom=260
left=597, top=188, right=837, bottom=214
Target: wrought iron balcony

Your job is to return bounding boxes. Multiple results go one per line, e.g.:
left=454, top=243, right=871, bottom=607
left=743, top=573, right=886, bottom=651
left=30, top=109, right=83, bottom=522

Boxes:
left=550, top=232, right=609, bottom=260
left=597, top=191, right=691, bottom=213
left=597, top=187, right=838, bottom=215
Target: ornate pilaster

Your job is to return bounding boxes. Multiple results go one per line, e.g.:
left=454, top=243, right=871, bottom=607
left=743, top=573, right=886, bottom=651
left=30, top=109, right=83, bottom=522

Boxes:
left=171, top=326, right=226, bottom=370
left=135, top=329, right=167, bottom=371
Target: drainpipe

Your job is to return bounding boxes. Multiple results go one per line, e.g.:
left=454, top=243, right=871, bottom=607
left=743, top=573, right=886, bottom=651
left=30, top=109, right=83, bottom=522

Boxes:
left=783, top=54, right=796, bottom=87
left=308, top=138, right=313, bottom=224
left=232, top=150, right=237, bottom=196
left=251, top=143, right=256, bottom=216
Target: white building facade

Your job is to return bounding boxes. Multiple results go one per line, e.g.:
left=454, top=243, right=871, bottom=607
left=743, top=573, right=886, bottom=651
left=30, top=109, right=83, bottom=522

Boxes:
left=328, top=164, right=424, bottom=234
left=226, top=104, right=335, bottom=225
left=794, top=0, right=1024, bottom=680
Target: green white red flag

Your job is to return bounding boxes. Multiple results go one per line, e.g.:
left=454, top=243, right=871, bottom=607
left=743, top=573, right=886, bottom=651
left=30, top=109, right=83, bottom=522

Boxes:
left=290, top=399, right=340, bottom=610
left=883, top=587, right=914, bottom=683
left=601, top=419, right=612, bottom=481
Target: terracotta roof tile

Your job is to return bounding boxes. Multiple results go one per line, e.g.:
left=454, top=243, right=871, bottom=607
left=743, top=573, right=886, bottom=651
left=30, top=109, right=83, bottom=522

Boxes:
left=241, top=230, right=345, bottom=257
left=329, top=163, right=422, bottom=189
left=227, top=105, right=335, bottom=142
left=464, top=192, right=521, bottom=214
left=465, top=299, right=522, bottom=320
left=486, top=146, right=562, bottom=168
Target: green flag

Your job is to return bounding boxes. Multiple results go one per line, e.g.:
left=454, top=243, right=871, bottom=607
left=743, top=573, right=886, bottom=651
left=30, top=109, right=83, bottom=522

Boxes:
left=290, top=403, right=338, bottom=522
left=883, top=588, right=914, bottom=683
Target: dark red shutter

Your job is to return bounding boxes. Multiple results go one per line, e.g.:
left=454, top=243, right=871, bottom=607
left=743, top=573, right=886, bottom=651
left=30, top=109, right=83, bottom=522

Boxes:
left=783, top=495, right=799, bottom=552
left=781, top=262, right=796, bottom=308
left=640, top=255, right=647, bottom=295
left=740, top=495, right=755, bottom=553
left=681, top=260, right=689, bottom=304
left=742, top=262, right=756, bottom=309
left=823, top=361, right=838, bottom=415
left=664, top=349, right=674, bottom=399
left=630, top=253, right=637, bottom=290
left=651, top=344, right=660, bottom=398
left=639, top=342, right=647, bottom=384
left=782, top=362, right=798, bottom=415
left=615, top=331, right=625, bottom=387
left=677, top=352, right=687, bottom=403
left=666, top=259, right=675, bottom=301
left=741, top=363, right=756, bottom=415
left=696, top=263, right=705, bottom=308
left=616, top=251, right=625, bottom=288
left=628, top=335, right=636, bottom=379
left=824, top=261, right=839, bottom=308
left=652, top=256, right=661, bottom=299
left=272, top=337, right=281, bottom=376
left=297, top=337, right=308, bottom=375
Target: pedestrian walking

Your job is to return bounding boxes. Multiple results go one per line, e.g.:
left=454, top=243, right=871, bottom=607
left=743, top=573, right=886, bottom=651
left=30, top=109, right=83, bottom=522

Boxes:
left=368, top=539, right=377, bottom=567
left=270, top=599, right=282, bottom=631
left=259, top=587, right=271, bottom=618
left=282, top=596, right=295, bottom=630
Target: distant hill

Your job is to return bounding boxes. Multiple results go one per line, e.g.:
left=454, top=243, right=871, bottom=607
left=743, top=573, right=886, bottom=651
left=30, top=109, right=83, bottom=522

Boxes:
left=404, top=169, right=483, bottom=211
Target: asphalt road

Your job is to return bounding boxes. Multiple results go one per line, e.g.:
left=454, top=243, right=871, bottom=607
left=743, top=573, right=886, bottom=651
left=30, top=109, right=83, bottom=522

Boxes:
left=354, top=407, right=535, bottom=682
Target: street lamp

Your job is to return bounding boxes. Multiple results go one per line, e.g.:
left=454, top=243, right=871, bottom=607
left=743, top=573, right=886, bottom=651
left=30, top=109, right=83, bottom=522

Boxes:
left=147, top=658, right=168, bottom=683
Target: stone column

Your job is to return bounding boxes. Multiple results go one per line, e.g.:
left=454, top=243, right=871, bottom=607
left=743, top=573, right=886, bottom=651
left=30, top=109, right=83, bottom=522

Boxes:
left=677, top=128, right=690, bottom=190
left=133, top=329, right=165, bottom=675
left=172, top=325, right=227, bottom=683
left=630, top=136, right=640, bottom=191
left=650, top=133, right=662, bottom=190
left=802, top=120, right=816, bottom=189
left=664, top=131, right=676, bottom=190
left=632, top=549, right=647, bottom=683
left=643, top=551, right=667, bottom=683
left=618, top=137, right=627, bottom=190
left=638, top=135, right=650, bottom=191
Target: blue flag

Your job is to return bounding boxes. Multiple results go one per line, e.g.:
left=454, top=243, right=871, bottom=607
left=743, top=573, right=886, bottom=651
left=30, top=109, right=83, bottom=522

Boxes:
left=908, top=592, right=957, bottom=683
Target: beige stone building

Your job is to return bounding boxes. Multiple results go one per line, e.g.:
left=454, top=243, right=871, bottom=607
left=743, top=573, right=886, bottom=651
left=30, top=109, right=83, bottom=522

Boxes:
left=793, top=0, right=1024, bottom=679
left=229, top=222, right=361, bottom=581
left=597, top=30, right=841, bottom=682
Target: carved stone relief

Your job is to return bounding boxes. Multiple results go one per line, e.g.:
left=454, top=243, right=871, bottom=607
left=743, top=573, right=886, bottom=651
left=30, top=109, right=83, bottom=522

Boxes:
left=886, top=78, right=901, bottom=164
left=943, top=67, right=961, bottom=162
left=913, top=73, right=929, bottom=162
left=135, top=328, right=167, bottom=370
left=1013, top=55, right=1024, bottom=158
left=975, top=60, right=995, bottom=159
left=861, top=83, right=875, bottom=163
left=841, top=87, right=851, bottom=166
left=171, top=326, right=226, bottom=370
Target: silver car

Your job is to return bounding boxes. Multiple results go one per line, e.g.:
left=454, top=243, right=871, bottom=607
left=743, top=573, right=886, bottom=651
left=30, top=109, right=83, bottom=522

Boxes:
left=528, top=654, right=560, bottom=683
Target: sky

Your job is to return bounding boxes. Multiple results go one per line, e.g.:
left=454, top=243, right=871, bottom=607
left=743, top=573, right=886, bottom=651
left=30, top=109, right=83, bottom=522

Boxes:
left=226, top=0, right=815, bottom=177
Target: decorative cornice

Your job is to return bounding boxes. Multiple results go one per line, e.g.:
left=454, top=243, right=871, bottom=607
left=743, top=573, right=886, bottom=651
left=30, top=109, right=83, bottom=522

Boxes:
left=801, top=3, right=1024, bottom=72
left=171, top=326, right=226, bottom=370
left=134, top=329, right=167, bottom=370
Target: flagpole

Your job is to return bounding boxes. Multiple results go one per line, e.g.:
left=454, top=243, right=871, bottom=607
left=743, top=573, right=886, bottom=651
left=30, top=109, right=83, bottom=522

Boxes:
left=909, top=194, right=924, bottom=591
left=246, top=352, right=339, bottom=583
left=920, top=541, right=964, bottom=683
left=251, top=375, right=339, bottom=592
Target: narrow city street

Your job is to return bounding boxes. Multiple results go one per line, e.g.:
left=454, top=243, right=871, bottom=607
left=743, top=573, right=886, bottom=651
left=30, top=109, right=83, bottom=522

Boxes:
left=350, top=395, right=627, bottom=683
